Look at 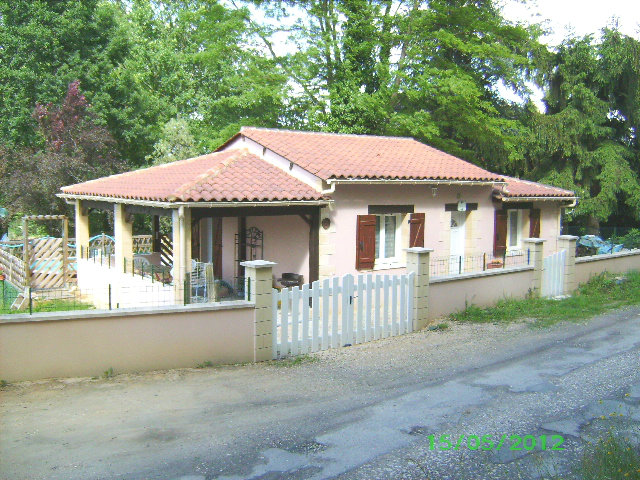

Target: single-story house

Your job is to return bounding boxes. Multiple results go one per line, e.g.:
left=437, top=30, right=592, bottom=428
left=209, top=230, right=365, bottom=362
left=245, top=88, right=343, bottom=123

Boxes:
left=59, top=127, right=575, bottom=300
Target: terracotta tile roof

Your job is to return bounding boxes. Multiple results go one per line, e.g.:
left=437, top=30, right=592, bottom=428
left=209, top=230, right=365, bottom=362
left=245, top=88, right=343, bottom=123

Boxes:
left=228, top=127, right=503, bottom=182
left=61, top=149, right=324, bottom=202
left=497, top=176, right=575, bottom=199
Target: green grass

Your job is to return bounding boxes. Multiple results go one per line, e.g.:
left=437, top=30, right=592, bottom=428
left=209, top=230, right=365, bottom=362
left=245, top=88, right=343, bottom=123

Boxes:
left=0, top=281, right=93, bottom=314
left=451, top=271, right=640, bottom=327
left=274, top=354, right=320, bottom=368
left=578, top=432, right=640, bottom=480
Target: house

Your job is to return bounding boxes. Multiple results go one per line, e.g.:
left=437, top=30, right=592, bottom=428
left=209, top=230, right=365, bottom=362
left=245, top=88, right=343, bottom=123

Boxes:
left=59, top=127, right=575, bottom=301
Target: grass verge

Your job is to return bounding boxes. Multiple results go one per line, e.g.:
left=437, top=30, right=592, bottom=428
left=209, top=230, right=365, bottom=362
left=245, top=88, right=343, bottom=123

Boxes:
left=578, top=431, right=640, bottom=480
left=451, top=271, right=640, bottom=327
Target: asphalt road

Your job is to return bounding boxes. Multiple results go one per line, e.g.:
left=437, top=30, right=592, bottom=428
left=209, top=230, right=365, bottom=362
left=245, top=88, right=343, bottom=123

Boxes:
left=1, top=308, right=640, bottom=480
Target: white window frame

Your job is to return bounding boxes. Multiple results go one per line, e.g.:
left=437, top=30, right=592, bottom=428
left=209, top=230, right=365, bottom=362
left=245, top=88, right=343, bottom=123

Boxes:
left=374, top=214, right=403, bottom=269
left=506, top=209, right=523, bottom=254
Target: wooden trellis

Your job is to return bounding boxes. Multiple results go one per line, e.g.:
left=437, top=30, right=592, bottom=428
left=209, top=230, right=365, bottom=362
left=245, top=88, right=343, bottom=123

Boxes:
left=22, top=215, right=69, bottom=289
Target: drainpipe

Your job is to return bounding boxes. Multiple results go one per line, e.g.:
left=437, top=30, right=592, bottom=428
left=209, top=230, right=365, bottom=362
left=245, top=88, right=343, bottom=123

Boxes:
left=321, top=181, right=336, bottom=211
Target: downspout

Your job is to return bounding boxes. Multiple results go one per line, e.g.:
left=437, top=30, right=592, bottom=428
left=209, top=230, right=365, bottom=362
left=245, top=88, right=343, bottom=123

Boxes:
left=321, top=181, right=336, bottom=211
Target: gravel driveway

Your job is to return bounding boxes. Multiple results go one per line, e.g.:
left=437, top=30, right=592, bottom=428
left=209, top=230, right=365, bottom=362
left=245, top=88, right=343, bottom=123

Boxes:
left=1, top=308, right=640, bottom=479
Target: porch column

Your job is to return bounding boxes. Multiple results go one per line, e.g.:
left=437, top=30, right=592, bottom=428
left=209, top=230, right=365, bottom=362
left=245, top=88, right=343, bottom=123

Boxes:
left=524, top=238, right=545, bottom=296
left=318, top=206, right=336, bottom=280
left=74, top=200, right=90, bottom=260
left=405, top=247, right=432, bottom=330
left=242, top=260, right=276, bottom=362
left=114, top=203, right=133, bottom=273
left=558, top=235, right=578, bottom=294
left=151, top=216, right=160, bottom=253
left=309, top=207, right=320, bottom=283
left=172, top=207, right=192, bottom=301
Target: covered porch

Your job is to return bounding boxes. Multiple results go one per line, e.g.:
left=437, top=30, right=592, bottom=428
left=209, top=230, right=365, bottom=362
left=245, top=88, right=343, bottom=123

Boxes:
left=70, top=199, right=325, bottom=307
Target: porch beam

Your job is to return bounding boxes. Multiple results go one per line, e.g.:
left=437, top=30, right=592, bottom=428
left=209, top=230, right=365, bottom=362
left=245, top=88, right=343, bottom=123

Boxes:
left=81, top=200, right=113, bottom=212
left=309, top=207, right=320, bottom=283
left=191, top=205, right=321, bottom=219
left=124, top=204, right=173, bottom=217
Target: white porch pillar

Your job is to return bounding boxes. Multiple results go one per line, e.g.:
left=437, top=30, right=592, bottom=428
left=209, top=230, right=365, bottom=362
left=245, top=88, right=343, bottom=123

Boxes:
left=172, top=207, right=192, bottom=302
left=114, top=203, right=133, bottom=273
left=74, top=200, right=90, bottom=260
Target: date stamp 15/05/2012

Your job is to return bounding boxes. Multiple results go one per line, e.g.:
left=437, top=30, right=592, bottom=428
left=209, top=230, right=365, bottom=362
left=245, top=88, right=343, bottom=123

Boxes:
left=427, top=434, right=566, bottom=452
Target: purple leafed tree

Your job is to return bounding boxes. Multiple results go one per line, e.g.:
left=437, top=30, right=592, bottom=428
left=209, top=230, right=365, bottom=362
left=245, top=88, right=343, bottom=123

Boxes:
left=5, top=81, right=124, bottom=222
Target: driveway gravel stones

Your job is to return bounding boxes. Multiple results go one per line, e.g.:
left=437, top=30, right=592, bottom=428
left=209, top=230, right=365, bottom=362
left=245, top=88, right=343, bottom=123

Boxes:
left=1, top=308, right=639, bottom=479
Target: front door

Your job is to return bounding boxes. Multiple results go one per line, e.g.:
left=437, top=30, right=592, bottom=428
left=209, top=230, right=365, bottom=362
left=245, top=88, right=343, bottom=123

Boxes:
left=449, top=211, right=466, bottom=275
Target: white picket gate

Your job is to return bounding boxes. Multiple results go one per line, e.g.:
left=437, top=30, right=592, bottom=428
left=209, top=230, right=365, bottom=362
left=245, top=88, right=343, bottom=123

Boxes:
left=272, top=272, right=415, bottom=358
left=542, top=249, right=566, bottom=297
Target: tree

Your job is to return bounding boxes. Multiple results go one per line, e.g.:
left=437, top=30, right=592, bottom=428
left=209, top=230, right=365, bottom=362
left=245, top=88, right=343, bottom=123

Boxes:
left=147, top=118, right=199, bottom=165
left=4, top=81, right=123, bottom=223
left=248, top=0, right=541, bottom=170
left=523, top=30, right=640, bottom=231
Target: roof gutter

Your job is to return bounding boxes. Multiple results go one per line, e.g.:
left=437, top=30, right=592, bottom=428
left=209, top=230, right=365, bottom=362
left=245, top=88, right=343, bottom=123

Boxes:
left=57, top=193, right=332, bottom=209
left=326, top=178, right=505, bottom=186
left=496, top=195, right=578, bottom=207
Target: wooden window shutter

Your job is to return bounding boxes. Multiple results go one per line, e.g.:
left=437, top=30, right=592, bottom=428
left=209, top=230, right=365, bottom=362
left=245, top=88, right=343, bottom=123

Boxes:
left=356, top=215, right=376, bottom=270
left=494, top=210, right=508, bottom=256
left=409, top=213, right=425, bottom=248
left=529, top=208, right=541, bottom=238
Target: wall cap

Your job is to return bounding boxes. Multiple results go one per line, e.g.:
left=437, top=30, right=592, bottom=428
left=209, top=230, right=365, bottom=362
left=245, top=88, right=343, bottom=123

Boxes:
left=0, top=300, right=254, bottom=325
left=404, top=247, right=434, bottom=254
left=430, top=265, right=533, bottom=284
left=558, top=235, right=579, bottom=241
left=240, top=260, right=277, bottom=268
left=523, top=238, right=546, bottom=244
left=575, top=249, right=640, bottom=263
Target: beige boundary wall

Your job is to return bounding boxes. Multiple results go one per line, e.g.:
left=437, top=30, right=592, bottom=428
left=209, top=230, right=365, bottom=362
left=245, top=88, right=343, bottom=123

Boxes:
left=575, top=249, right=640, bottom=285
left=428, top=266, right=534, bottom=320
left=0, top=301, right=255, bottom=382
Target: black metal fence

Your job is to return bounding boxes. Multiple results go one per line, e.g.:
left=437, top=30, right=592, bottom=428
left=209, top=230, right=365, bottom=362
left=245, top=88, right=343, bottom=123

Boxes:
left=430, top=250, right=531, bottom=278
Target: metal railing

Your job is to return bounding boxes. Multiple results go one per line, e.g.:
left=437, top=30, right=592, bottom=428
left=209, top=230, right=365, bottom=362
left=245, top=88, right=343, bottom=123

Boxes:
left=429, top=250, right=530, bottom=278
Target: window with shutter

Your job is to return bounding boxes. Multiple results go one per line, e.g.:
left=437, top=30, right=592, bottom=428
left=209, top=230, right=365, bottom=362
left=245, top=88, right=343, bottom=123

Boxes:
left=494, top=210, right=508, bottom=256
left=356, top=215, right=376, bottom=270
left=409, top=213, right=425, bottom=248
left=529, top=208, right=541, bottom=238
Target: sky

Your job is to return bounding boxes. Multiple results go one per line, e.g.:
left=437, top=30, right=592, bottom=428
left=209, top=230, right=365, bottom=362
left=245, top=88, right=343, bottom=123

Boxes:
left=501, top=0, right=640, bottom=44
left=498, top=0, right=640, bottom=107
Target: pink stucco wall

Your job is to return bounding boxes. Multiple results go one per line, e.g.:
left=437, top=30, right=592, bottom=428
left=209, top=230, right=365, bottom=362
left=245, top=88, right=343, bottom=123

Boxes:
left=327, top=183, right=497, bottom=277
left=218, top=215, right=309, bottom=286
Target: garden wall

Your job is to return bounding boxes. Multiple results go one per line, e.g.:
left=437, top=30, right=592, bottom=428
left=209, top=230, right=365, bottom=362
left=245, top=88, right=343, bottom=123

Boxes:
left=428, top=266, right=534, bottom=320
left=0, top=301, right=255, bottom=382
left=575, top=250, right=640, bottom=285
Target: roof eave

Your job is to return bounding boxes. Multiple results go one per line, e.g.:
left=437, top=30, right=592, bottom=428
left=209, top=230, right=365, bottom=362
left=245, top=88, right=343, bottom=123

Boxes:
left=327, top=178, right=505, bottom=186
left=57, top=193, right=332, bottom=208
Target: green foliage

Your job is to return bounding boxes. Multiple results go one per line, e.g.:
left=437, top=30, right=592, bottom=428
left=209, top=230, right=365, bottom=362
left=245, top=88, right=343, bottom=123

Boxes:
left=195, top=360, right=214, bottom=369
left=451, top=271, right=640, bottom=327
left=523, top=30, right=640, bottom=227
left=578, top=431, right=640, bottom=480
left=147, top=118, right=198, bottom=165
left=102, top=367, right=114, bottom=379
left=611, top=229, right=640, bottom=249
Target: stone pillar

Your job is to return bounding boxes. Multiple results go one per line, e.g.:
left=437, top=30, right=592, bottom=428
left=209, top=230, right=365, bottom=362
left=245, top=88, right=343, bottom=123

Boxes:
left=74, top=200, right=90, bottom=260
left=318, top=206, right=336, bottom=280
left=523, top=238, right=545, bottom=296
left=241, top=260, right=276, bottom=362
left=405, top=247, right=432, bottom=330
left=114, top=203, right=133, bottom=274
left=558, top=235, right=578, bottom=294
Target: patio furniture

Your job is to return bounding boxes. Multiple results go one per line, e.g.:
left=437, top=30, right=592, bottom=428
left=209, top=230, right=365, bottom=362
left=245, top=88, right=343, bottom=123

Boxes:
left=278, top=272, right=304, bottom=288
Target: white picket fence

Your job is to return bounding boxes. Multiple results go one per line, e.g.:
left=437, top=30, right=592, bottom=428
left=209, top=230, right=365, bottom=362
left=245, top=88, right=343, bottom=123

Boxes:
left=272, top=272, right=416, bottom=359
left=542, top=249, right=566, bottom=297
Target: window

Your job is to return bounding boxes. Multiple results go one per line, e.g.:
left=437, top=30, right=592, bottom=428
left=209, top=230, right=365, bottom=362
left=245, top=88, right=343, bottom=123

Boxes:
left=507, top=210, right=522, bottom=251
left=374, top=214, right=402, bottom=266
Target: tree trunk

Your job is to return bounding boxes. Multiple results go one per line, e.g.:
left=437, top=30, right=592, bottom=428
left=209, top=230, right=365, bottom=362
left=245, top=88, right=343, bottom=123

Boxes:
left=585, top=215, right=600, bottom=236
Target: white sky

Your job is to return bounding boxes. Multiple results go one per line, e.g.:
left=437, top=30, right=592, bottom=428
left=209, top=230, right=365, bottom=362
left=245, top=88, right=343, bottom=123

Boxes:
left=501, top=0, right=640, bottom=45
